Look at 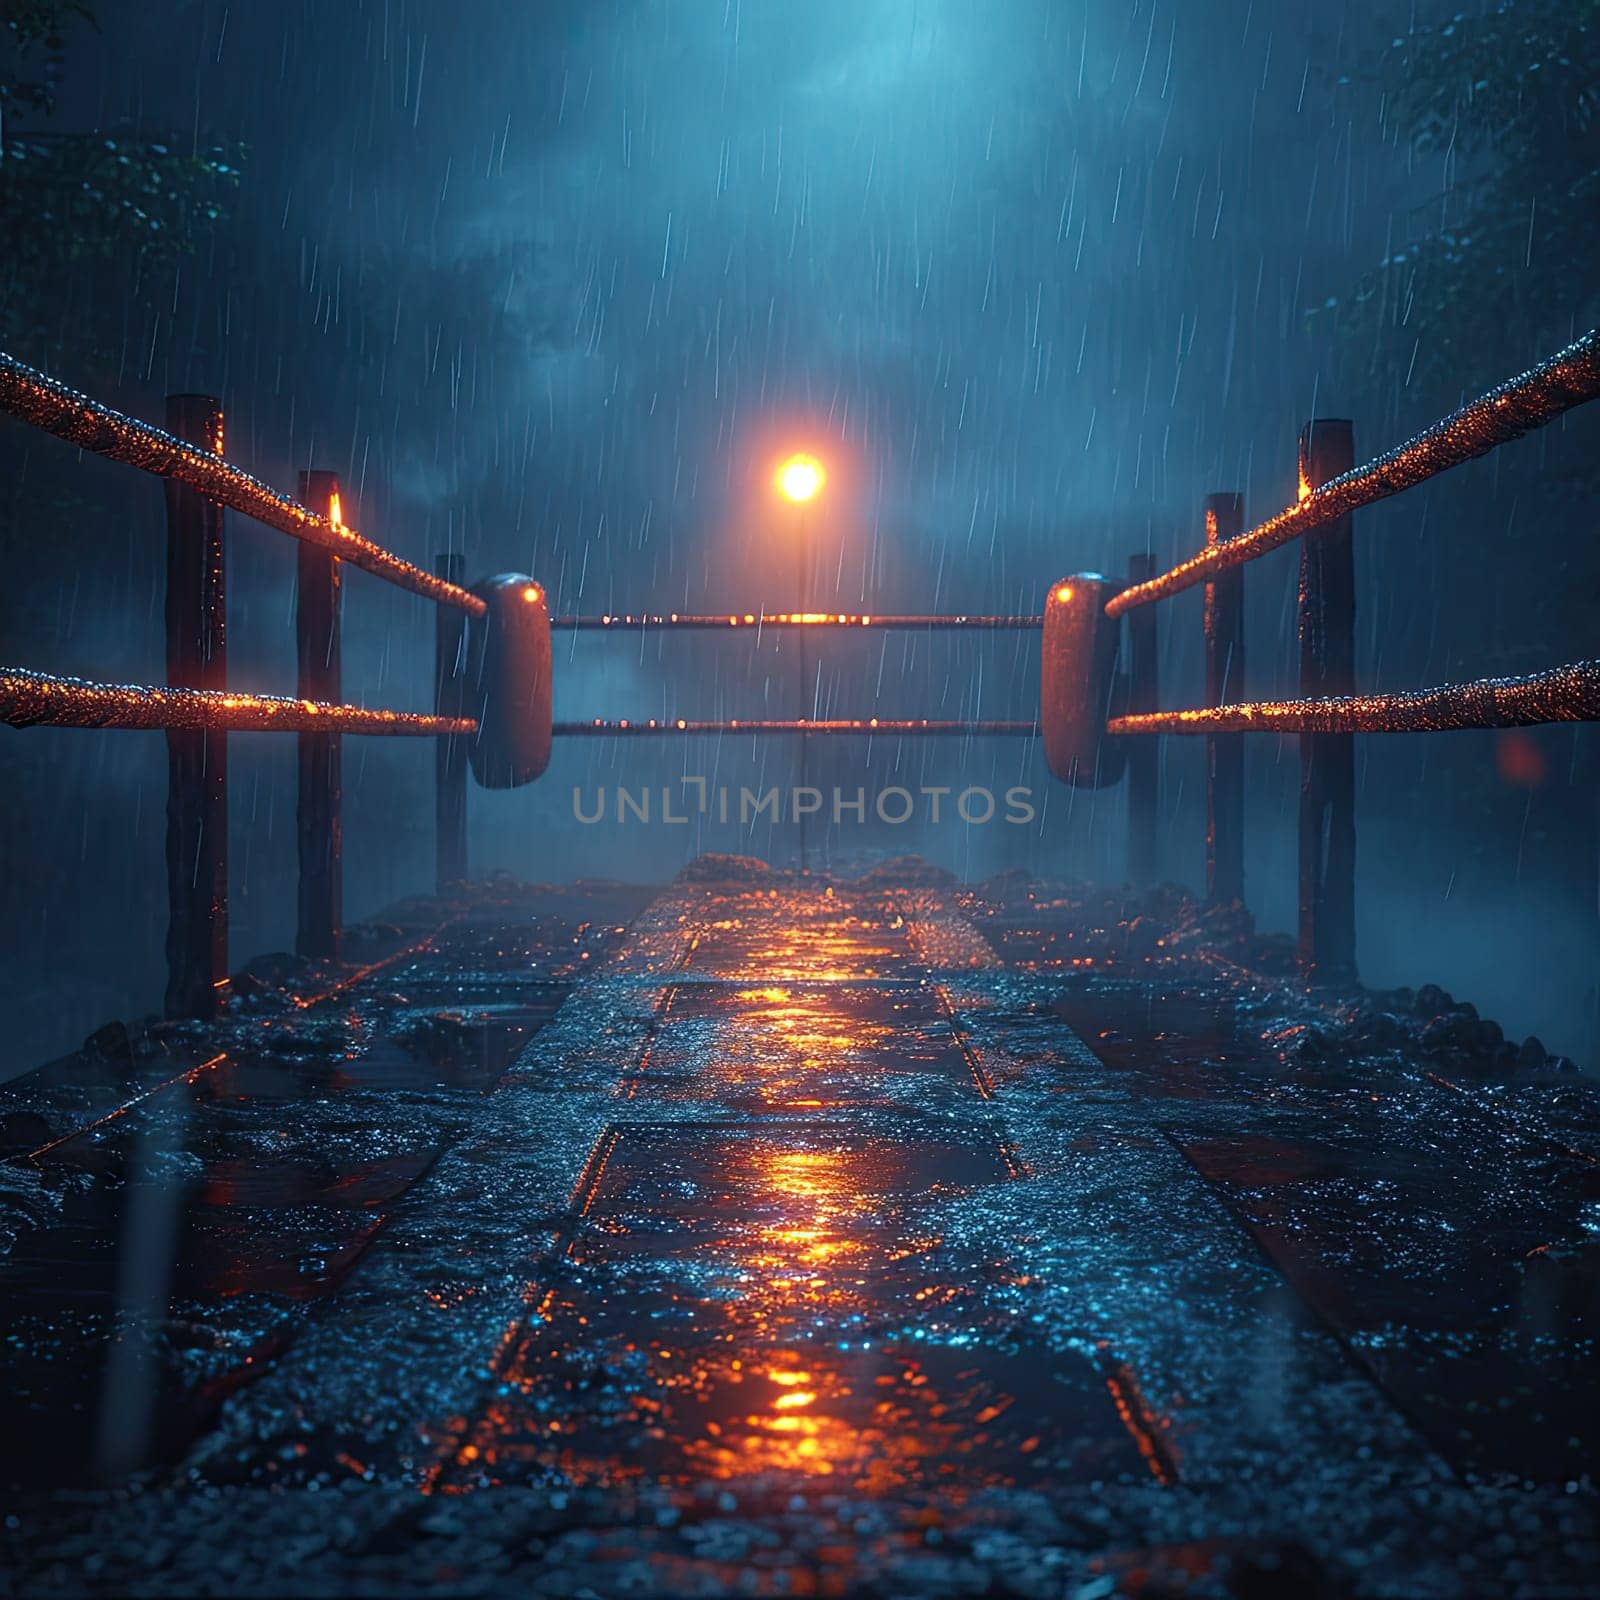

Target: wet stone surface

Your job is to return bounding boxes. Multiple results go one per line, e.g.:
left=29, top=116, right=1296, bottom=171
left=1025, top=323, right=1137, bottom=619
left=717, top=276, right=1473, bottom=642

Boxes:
left=3, top=860, right=1599, bottom=1596
left=0, top=877, right=649, bottom=1490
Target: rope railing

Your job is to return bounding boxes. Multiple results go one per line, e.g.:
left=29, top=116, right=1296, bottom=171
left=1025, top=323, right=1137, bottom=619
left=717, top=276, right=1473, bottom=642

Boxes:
left=1106, top=327, right=1600, bottom=618
left=0, top=354, right=484, bottom=1007
left=1101, top=329, right=1600, bottom=984
left=555, top=718, right=1041, bottom=736
left=5, top=325, right=1594, bottom=1008
left=1108, top=661, right=1600, bottom=738
left=551, top=613, right=1042, bottom=630
left=0, top=669, right=477, bottom=736
left=0, top=351, right=484, bottom=616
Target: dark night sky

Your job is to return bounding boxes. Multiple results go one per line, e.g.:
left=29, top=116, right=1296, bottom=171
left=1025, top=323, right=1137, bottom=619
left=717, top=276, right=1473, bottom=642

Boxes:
left=1, top=0, right=1594, bottom=1072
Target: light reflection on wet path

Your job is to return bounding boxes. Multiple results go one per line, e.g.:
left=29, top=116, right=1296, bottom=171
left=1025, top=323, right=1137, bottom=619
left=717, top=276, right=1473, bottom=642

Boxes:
left=10, top=868, right=1600, bottom=1594
left=438, top=886, right=1158, bottom=1497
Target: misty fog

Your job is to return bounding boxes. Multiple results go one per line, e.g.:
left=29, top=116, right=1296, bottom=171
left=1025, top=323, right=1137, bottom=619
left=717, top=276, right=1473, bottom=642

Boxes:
left=1, top=0, right=1593, bottom=1074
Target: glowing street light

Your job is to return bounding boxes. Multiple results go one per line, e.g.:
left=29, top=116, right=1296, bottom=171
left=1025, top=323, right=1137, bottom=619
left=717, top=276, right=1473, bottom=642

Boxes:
left=777, top=453, right=825, bottom=504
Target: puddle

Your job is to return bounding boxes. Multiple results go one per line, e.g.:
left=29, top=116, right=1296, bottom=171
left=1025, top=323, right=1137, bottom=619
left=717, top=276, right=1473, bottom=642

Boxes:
left=446, top=1122, right=1153, bottom=1493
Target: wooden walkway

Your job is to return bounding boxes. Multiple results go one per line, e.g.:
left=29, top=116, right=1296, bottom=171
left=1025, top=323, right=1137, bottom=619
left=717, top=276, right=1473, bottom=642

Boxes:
left=3, top=862, right=1598, bottom=1596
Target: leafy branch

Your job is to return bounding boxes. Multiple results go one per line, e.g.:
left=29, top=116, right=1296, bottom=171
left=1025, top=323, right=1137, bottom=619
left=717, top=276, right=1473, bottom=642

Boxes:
left=1321, top=1, right=1600, bottom=392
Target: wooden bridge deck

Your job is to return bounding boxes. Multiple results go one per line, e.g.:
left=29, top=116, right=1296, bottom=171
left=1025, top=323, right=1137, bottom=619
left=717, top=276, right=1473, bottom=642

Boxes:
left=3, top=860, right=1598, bottom=1597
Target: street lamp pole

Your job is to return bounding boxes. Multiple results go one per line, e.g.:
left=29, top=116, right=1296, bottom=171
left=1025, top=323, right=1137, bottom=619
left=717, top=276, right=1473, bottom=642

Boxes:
left=796, top=503, right=809, bottom=872
left=775, top=452, right=825, bottom=875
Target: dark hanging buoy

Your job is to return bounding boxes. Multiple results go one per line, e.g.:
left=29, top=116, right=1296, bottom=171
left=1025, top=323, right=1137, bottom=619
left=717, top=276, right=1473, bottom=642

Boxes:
left=467, top=574, right=553, bottom=788
left=1041, top=574, right=1125, bottom=788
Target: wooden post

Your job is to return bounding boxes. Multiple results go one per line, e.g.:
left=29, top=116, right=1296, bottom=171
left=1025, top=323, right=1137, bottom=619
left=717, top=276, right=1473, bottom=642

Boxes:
left=1125, top=552, right=1159, bottom=886
left=296, top=470, right=342, bottom=961
left=1203, top=493, right=1246, bottom=905
left=163, top=395, right=228, bottom=1018
left=435, top=552, right=468, bottom=892
left=1297, top=420, right=1358, bottom=983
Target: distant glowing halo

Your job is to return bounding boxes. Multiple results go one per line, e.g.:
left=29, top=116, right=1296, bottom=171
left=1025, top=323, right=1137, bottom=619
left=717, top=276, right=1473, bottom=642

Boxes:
left=776, top=453, right=825, bottom=503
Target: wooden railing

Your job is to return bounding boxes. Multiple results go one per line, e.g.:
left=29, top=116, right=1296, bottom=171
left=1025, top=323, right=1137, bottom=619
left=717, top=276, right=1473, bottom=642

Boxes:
left=0, top=353, right=478, bottom=1015
left=3, top=328, right=1596, bottom=1009
left=1105, top=329, right=1600, bottom=982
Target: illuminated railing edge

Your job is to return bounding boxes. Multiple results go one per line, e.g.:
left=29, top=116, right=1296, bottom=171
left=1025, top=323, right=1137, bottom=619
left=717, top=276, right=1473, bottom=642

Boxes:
left=0, top=668, right=476, bottom=736
left=1107, top=660, right=1600, bottom=737
left=1107, top=328, right=1600, bottom=618
left=0, top=351, right=484, bottom=616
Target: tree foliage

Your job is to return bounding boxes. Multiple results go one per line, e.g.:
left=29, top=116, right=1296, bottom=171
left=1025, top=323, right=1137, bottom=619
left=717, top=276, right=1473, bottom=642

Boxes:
left=0, top=0, right=241, bottom=364
left=1328, top=1, right=1599, bottom=390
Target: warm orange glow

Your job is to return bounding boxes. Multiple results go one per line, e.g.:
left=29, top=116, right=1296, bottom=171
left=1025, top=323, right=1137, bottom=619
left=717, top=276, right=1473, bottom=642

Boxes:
left=776, top=453, right=825, bottom=503
left=425, top=882, right=1202, bottom=1505
left=328, top=491, right=344, bottom=528
left=522, top=583, right=543, bottom=604
left=1054, top=584, right=1074, bottom=605
left=441, top=895, right=1032, bottom=1495
left=0, top=669, right=475, bottom=736
left=1496, top=729, right=1548, bottom=788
